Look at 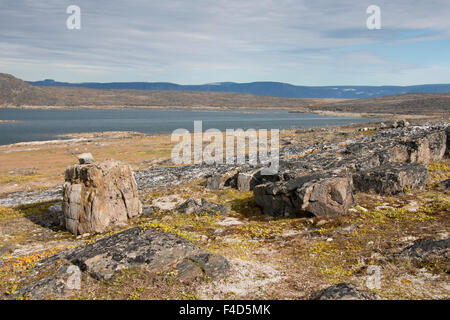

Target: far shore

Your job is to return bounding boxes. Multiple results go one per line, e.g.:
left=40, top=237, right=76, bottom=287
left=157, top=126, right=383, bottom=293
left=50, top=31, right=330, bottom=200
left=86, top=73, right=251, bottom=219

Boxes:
left=1, top=104, right=443, bottom=121
left=0, top=104, right=390, bottom=119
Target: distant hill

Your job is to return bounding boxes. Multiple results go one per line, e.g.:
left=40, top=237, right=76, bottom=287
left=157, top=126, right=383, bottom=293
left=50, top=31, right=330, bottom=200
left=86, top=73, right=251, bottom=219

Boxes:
left=2, top=73, right=449, bottom=117
left=28, top=79, right=450, bottom=99
left=0, top=73, right=329, bottom=109
left=307, top=93, right=450, bottom=117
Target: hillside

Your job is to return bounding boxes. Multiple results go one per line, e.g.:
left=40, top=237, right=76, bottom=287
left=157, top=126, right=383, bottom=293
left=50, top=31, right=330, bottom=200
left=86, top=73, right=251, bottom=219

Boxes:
left=0, top=73, right=333, bottom=110
left=306, top=93, right=450, bottom=117
left=28, top=78, right=450, bottom=99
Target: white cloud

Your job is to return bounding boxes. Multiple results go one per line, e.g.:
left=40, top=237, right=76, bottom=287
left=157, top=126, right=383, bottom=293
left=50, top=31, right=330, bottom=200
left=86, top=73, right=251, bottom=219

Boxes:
left=0, top=0, right=449, bottom=84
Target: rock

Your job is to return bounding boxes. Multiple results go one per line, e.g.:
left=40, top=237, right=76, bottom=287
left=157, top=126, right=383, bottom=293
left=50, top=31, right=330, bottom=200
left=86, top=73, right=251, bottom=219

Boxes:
left=151, top=195, right=183, bottom=211
left=254, top=173, right=354, bottom=217
left=446, top=126, right=450, bottom=157
left=77, top=153, right=95, bottom=164
left=312, top=282, right=379, bottom=300
left=0, top=243, right=16, bottom=256
left=176, top=198, right=228, bottom=216
left=394, top=237, right=450, bottom=270
left=141, top=205, right=154, bottom=216
left=176, top=253, right=230, bottom=281
left=353, top=163, right=429, bottom=195
left=437, top=178, right=450, bottom=190
left=14, top=265, right=81, bottom=300
left=48, top=204, right=62, bottom=214
left=393, top=119, right=410, bottom=128
left=236, top=168, right=280, bottom=191
left=206, top=169, right=239, bottom=190
left=62, top=160, right=142, bottom=235
left=36, top=227, right=230, bottom=282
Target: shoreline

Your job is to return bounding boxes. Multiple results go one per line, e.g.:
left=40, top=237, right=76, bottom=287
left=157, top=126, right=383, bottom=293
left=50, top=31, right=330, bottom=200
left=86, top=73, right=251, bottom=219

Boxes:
left=2, top=104, right=442, bottom=122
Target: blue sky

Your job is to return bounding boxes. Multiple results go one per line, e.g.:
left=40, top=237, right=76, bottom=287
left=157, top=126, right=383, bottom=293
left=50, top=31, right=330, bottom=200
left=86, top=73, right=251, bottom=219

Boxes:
left=0, top=0, right=449, bottom=85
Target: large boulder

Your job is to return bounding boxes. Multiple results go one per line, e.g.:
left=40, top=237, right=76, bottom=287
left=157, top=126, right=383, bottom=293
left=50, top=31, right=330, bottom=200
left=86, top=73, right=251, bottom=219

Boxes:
left=254, top=173, right=354, bottom=217
left=387, top=130, right=447, bottom=164
left=352, top=163, right=429, bottom=195
left=63, top=159, right=142, bottom=235
left=14, top=227, right=230, bottom=298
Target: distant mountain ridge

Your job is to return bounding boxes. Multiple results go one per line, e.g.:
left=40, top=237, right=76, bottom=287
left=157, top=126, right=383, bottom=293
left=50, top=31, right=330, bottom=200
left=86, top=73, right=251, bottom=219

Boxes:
left=28, top=79, right=450, bottom=99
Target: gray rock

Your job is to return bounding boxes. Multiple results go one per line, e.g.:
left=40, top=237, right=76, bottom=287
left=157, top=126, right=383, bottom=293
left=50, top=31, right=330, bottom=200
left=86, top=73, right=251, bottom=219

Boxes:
left=395, top=237, right=449, bottom=269
left=35, top=227, right=230, bottom=283
left=236, top=168, right=280, bottom=191
left=353, top=163, right=429, bottom=195
left=254, top=173, right=354, bottom=217
left=176, top=198, right=229, bottom=216
left=437, top=178, right=450, bottom=190
left=312, top=282, right=379, bottom=300
left=141, top=205, right=154, bottom=216
left=206, top=169, right=239, bottom=190
left=14, top=265, right=81, bottom=300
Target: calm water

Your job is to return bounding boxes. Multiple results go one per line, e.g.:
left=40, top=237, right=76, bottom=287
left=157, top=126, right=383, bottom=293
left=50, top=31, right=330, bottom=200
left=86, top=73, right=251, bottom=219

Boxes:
left=0, top=108, right=376, bottom=146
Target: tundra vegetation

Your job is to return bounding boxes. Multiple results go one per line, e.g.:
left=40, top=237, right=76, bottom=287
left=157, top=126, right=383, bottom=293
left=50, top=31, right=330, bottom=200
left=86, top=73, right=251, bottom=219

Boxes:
left=0, top=119, right=449, bottom=300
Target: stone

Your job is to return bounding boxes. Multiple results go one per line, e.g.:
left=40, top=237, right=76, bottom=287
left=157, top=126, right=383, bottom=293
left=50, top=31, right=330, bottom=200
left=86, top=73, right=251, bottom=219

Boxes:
left=176, top=253, right=230, bottom=281
left=62, top=160, right=142, bottom=235
left=394, top=237, right=449, bottom=270
left=141, top=205, right=154, bottom=216
left=206, top=169, right=239, bottom=190
left=353, top=163, right=429, bottom=195
left=236, top=168, right=279, bottom=191
left=77, top=153, right=95, bottom=164
left=0, top=243, right=16, bottom=256
left=312, top=282, right=379, bottom=300
left=48, top=204, right=62, bottom=214
left=393, top=119, right=410, bottom=128
left=14, top=265, right=81, bottom=300
left=176, top=198, right=229, bottom=216
left=254, top=173, right=354, bottom=217
left=39, top=227, right=230, bottom=282
left=446, top=126, right=450, bottom=157
left=437, top=178, right=450, bottom=190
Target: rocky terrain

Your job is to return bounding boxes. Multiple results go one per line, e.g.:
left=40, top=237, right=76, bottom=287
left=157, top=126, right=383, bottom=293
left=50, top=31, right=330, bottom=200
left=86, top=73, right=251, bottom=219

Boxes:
left=0, top=120, right=449, bottom=300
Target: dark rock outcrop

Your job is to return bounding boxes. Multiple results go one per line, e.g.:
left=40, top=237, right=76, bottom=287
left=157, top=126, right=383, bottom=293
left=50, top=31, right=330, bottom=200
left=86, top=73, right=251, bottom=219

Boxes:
left=15, top=227, right=230, bottom=298
left=352, top=163, right=429, bottom=195
left=206, top=169, right=239, bottom=190
left=252, top=124, right=449, bottom=217
left=254, top=173, right=354, bottom=217
left=394, top=237, right=449, bottom=271
left=312, top=282, right=380, bottom=300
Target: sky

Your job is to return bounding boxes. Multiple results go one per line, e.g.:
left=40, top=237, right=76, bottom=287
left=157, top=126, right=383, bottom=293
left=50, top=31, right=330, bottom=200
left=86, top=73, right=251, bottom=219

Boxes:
left=0, top=0, right=449, bottom=85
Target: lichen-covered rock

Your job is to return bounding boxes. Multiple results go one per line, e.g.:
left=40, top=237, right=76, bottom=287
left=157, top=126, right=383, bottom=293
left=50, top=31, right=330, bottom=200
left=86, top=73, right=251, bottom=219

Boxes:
left=352, top=163, right=429, bottom=195
left=63, top=160, right=142, bottom=235
left=176, top=198, right=228, bottom=216
left=40, top=227, right=229, bottom=282
left=312, top=282, right=379, bottom=300
left=254, top=173, right=354, bottom=217
left=206, top=169, right=239, bottom=190
left=394, top=237, right=450, bottom=271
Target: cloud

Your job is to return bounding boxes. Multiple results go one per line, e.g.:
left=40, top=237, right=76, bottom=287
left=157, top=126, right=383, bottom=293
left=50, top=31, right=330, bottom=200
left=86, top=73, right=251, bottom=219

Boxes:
left=0, top=0, right=449, bottom=85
